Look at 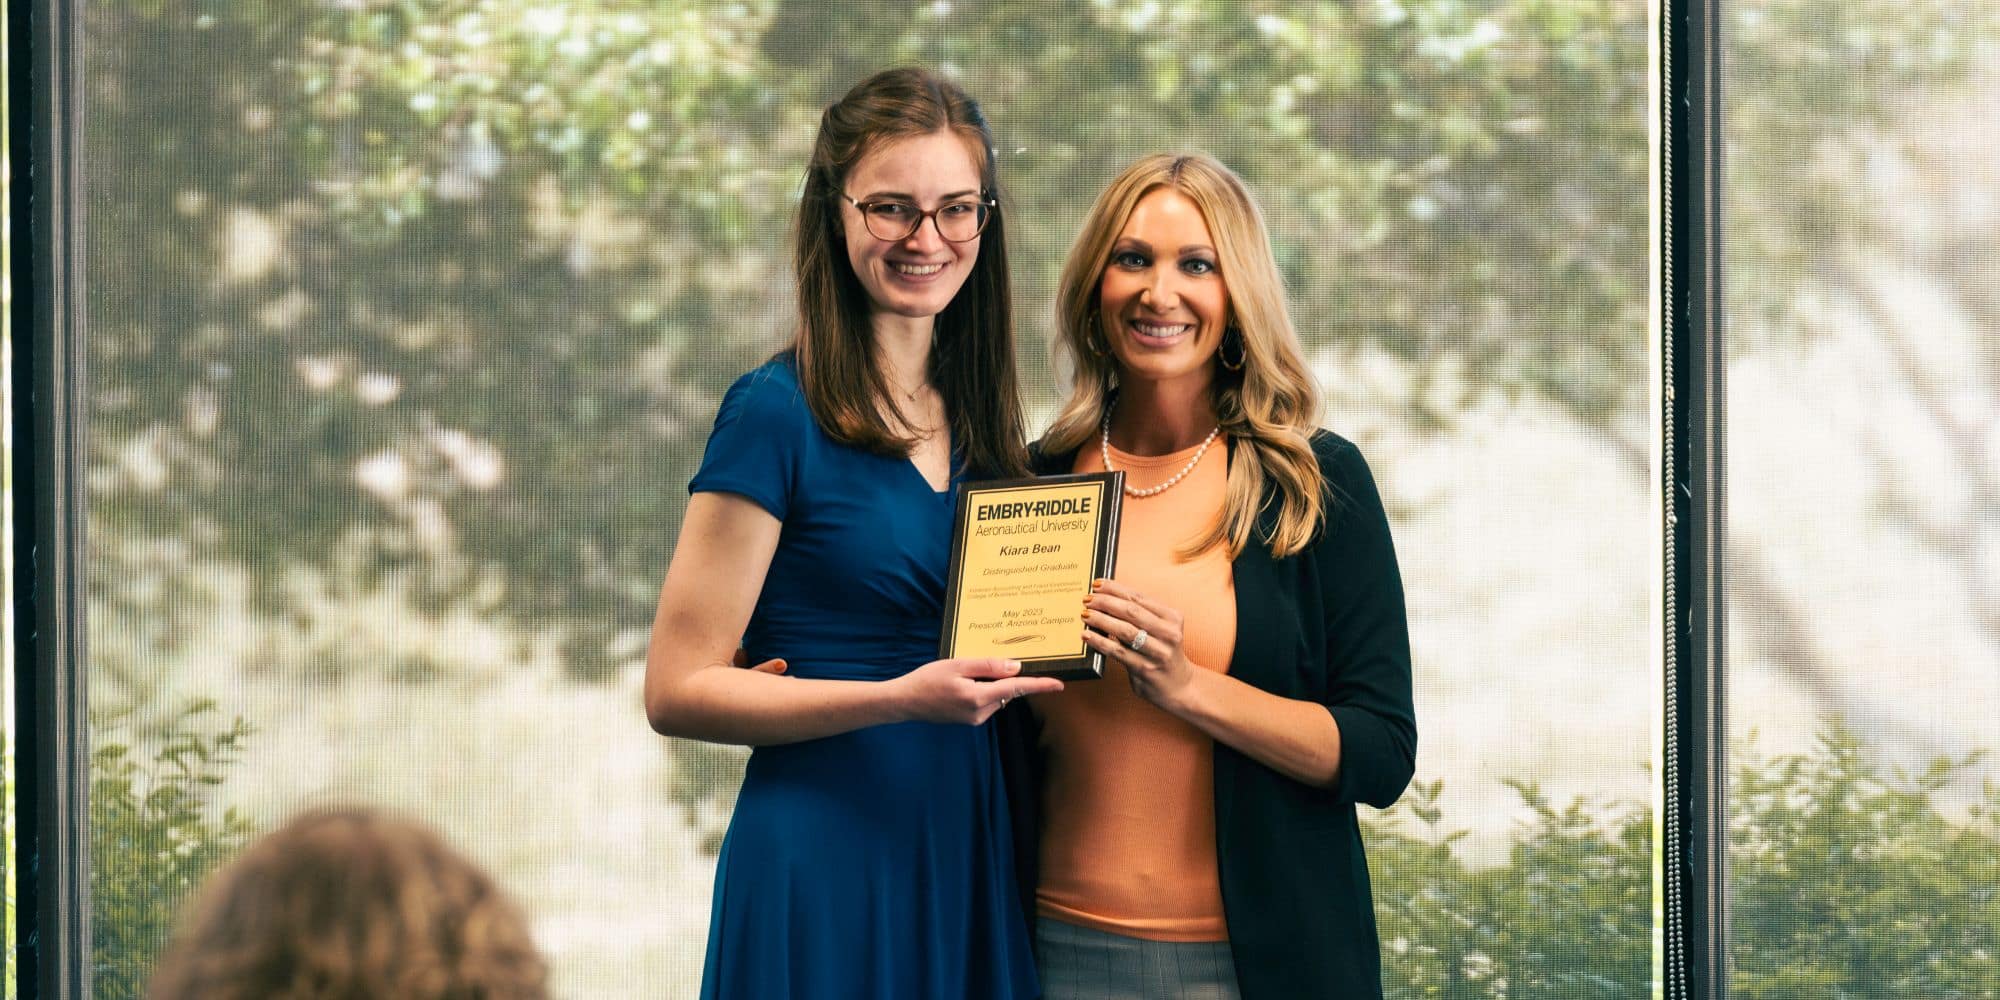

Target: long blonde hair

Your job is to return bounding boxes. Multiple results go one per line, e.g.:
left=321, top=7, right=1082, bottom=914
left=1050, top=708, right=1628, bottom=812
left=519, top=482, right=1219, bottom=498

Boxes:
left=1044, top=153, right=1326, bottom=559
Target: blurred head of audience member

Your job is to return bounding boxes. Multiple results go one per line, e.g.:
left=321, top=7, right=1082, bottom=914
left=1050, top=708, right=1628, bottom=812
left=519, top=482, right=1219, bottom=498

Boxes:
left=148, top=805, right=549, bottom=1000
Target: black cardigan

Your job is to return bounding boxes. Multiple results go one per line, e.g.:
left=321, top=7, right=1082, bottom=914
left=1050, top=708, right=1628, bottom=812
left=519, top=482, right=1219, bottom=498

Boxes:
left=998, top=429, right=1417, bottom=999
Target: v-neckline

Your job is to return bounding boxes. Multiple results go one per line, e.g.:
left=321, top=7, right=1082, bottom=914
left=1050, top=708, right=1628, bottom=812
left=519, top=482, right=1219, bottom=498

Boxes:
left=905, top=433, right=956, bottom=496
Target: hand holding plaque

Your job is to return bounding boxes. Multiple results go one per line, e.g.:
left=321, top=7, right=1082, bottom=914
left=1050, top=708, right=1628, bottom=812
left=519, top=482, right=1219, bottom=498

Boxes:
left=939, top=472, right=1123, bottom=680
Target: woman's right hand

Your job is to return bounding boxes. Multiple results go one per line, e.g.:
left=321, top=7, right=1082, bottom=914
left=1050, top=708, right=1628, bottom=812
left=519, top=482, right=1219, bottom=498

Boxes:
left=891, top=657, right=1064, bottom=725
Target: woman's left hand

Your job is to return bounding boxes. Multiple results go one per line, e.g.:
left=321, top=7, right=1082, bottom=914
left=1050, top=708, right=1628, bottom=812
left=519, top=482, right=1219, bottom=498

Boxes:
left=1083, top=579, right=1197, bottom=710
left=1087, top=580, right=1347, bottom=788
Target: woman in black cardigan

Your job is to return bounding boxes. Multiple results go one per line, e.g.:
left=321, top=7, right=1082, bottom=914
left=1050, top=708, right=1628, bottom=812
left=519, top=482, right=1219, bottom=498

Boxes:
left=999, top=153, right=1416, bottom=999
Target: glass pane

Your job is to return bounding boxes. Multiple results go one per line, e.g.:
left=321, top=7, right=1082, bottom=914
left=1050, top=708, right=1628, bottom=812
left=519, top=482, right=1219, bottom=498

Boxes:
left=83, top=3, right=1658, bottom=995
left=1724, top=4, right=2000, bottom=993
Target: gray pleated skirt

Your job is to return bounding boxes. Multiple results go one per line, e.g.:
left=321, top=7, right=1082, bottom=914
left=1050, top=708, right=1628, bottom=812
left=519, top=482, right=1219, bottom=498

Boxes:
left=1034, top=917, right=1242, bottom=1000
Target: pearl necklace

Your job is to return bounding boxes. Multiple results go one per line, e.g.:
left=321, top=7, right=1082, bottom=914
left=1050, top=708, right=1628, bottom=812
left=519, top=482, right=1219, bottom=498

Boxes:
left=1100, top=409, right=1221, bottom=498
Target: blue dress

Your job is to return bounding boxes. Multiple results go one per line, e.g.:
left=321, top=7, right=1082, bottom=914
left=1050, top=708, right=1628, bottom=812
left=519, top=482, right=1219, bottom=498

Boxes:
left=689, top=357, right=1039, bottom=999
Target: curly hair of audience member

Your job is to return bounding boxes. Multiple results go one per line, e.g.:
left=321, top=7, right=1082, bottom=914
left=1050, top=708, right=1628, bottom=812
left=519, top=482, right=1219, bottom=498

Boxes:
left=147, top=805, right=549, bottom=1000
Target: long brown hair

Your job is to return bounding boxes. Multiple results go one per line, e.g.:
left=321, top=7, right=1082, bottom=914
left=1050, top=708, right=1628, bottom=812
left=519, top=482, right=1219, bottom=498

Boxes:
left=1045, top=153, right=1327, bottom=559
left=792, top=66, right=1028, bottom=479
left=147, top=806, right=548, bottom=1000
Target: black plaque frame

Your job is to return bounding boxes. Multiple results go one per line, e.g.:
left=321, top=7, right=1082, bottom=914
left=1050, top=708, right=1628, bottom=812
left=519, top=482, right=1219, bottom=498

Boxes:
left=940, top=471, right=1123, bottom=680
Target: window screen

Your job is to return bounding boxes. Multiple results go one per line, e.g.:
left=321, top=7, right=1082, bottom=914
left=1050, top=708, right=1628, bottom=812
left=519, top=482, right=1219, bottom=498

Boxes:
left=82, top=4, right=1658, bottom=994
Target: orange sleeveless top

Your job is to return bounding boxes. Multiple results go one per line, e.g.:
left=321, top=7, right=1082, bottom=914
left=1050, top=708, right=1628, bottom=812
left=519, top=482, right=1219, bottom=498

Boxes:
left=1033, top=437, right=1236, bottom=941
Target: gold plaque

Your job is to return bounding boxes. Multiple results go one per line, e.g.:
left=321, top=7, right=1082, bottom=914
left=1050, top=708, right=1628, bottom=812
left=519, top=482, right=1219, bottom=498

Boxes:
left=939, top=472, right=1123, bottom=680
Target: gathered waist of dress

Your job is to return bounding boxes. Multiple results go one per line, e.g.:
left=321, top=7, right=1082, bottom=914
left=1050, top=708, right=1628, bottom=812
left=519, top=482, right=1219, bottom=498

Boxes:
left=742, top=714, right=997, bottom=788
left=745, top=617, right=941, bottom=682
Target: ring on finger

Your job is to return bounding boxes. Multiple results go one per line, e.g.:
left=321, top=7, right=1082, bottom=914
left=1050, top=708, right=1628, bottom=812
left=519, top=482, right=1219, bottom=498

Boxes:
left=1127, top=628, right=1149, bottom=653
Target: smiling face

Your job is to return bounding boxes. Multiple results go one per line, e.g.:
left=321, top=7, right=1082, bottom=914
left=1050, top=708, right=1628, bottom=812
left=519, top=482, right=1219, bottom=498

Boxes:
left=1097, top=186, right=1231, bottom=392
left=839, top=130, right=987, bottom=324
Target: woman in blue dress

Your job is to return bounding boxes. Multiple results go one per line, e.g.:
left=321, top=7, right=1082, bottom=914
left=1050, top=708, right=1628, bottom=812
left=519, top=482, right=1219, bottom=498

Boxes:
left=643, top=68, right=1062, bottom=999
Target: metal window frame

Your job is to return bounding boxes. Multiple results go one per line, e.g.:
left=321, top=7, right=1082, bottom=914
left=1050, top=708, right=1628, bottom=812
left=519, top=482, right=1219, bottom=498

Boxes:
left=12, top=0, right=93, bottom=996
left=6, top=2, right=1730, bottom=997
left=1663, top=0, right=1729, bottom=997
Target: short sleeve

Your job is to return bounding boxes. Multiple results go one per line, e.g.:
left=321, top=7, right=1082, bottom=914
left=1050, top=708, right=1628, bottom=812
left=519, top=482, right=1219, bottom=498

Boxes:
left=688, top=362, right=812, bottom=521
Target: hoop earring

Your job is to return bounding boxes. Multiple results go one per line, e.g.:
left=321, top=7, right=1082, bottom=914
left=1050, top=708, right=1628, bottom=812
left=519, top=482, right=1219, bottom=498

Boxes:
left=1083, top=307, right=1107, bottom=358
left=1219, top=325, right=1247, bottom=372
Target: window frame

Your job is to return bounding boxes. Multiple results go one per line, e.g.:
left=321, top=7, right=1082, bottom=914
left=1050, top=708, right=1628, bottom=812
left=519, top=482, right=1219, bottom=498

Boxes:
left=12, top=0, right=95, bottom=995
left=1662, top=0, right=1730, bottom=997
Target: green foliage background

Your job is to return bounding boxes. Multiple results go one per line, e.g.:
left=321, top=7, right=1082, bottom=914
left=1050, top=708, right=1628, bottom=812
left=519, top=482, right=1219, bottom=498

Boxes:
left=1363, top=733, right=2000, bottom=997
left=86, top=706, right=254, bottom=1000
left=78, top=713, right=2000, bottom=998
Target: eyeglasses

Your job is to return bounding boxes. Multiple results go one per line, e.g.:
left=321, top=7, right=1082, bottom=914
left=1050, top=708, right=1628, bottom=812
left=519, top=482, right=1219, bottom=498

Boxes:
left=840, top=193, right=995, bottom=243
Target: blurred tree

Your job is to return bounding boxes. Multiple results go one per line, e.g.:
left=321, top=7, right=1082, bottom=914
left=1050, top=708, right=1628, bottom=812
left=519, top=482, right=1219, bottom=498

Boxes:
left=1723, top=4, right=2000, bottom=761
left=86, top=0, right=1662, bottom=687
left=87, top=1, right=794, bottom=686
left=84, top=0, right=1993, bottom=678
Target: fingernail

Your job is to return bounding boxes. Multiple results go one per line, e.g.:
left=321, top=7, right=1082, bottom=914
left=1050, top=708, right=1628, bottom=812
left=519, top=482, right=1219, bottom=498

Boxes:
left=1008, top=660, right=1022, bottom=671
